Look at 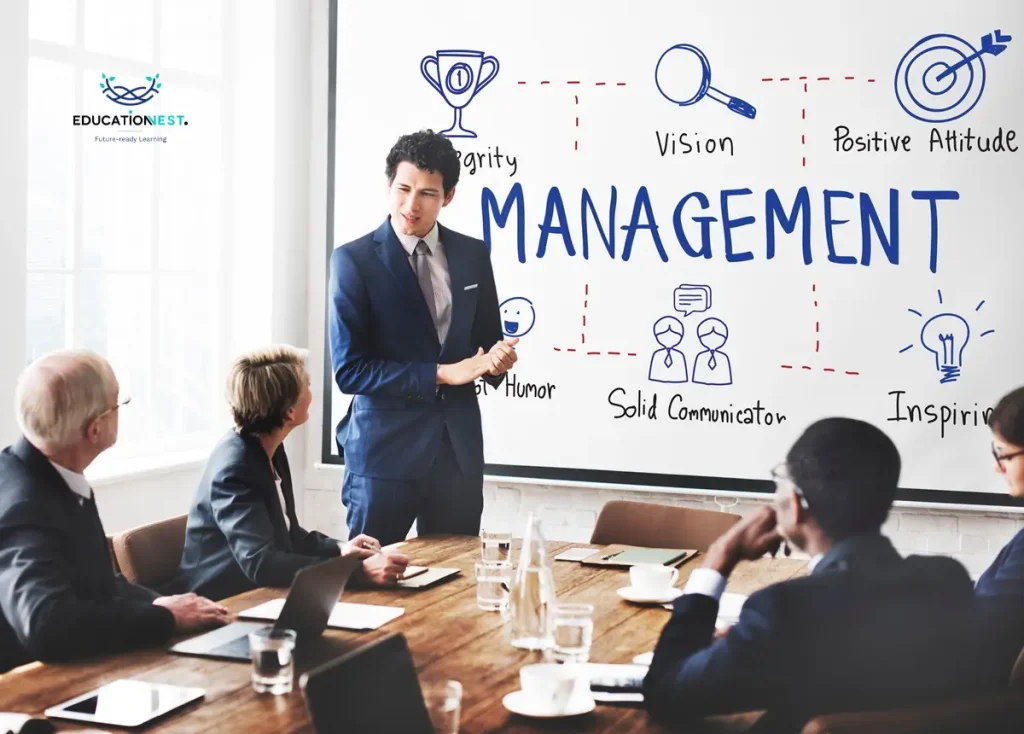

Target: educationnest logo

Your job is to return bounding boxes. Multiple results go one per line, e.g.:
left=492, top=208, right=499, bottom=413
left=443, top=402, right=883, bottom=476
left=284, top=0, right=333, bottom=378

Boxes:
left=74, top=73, right=189, bottom=143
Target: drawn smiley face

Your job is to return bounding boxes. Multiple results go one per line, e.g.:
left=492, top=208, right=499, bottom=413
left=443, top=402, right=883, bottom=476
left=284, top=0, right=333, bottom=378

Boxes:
left=499, top=297, right=536, bottom=337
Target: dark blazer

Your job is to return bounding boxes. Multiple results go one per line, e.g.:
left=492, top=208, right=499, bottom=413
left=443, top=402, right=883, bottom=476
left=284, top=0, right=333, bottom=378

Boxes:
left=976, top=527, right=1024, bottom=599
left=0, top=438, right=175, bottom=673
left=173, top=430, right=342, bottom=601
left=643, top=535, right=1000, bottom=733
left=328, top=217, right=504, bottom=481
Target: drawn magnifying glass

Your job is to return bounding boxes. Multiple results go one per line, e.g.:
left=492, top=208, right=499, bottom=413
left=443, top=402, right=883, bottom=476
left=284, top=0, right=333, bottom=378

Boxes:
left=655, top=43, right=757, bottom=120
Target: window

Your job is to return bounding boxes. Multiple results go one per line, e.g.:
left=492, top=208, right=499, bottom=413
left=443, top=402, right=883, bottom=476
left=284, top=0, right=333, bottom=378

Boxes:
left=25, top=0, right=276, bottom=471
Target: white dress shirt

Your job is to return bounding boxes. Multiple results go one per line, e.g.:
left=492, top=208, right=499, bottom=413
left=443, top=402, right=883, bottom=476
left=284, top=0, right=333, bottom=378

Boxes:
left=683, top=551, right=825, bottom=601
left=391, top=219, right=453, bottom=344
left=272, top=474, right=291, bottom=531
left=48, top=460, right=92, bottom=502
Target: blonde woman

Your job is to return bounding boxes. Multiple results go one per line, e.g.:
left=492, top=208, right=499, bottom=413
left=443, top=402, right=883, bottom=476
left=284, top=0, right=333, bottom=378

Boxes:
left=173, top=346, right=406, bottom=600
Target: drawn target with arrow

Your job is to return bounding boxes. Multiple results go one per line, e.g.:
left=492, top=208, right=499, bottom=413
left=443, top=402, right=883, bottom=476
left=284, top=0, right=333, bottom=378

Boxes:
left=894, top=29, right=1012, bottom=123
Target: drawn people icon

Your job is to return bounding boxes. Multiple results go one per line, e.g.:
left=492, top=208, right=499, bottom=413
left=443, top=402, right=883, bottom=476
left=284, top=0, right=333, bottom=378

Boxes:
left=692, top=317, right=733, bottom=386
left=648, top=316, right=688, bottom=383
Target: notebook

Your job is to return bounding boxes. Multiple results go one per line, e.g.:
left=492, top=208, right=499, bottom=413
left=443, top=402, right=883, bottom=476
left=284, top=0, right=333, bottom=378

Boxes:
left=579, top=545, right=696, bottom=568
left=395, top=567, right=460, bottom=589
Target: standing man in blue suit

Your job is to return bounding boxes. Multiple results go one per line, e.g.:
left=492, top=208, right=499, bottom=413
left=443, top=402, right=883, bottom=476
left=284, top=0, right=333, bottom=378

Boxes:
left=329, top=130, right=518, bottom=545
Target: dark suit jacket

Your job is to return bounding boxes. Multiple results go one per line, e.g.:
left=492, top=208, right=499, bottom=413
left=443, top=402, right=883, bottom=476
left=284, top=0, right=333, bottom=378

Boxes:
left=643, top=535, right=1000, bottom=733
left=173, top=430, right=342, bottom=601
left=328, top=217, right=505, bottom=481
left=0, top=438, right=175, bottom=673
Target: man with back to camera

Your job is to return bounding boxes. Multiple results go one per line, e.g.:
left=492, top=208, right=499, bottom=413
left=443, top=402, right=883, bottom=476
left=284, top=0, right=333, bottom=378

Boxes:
left=642, top=417, right=1002, bottom=732
left=0, top=350, right=229, bottom=673
left=328, top=130, right=519, bottom=545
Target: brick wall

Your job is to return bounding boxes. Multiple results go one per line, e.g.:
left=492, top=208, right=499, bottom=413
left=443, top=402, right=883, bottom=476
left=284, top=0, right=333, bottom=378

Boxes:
left=303, top=482, right=1024, bottom=580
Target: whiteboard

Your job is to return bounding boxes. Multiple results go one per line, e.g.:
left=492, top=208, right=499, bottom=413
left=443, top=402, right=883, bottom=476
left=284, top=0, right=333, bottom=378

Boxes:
left=324, top=0, right=1024, bottom=506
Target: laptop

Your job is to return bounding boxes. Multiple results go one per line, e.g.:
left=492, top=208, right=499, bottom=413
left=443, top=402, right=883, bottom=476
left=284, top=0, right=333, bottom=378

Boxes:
left=300, top=633, right=434, bottom=733
left=169, top=553, right=362, bottom=662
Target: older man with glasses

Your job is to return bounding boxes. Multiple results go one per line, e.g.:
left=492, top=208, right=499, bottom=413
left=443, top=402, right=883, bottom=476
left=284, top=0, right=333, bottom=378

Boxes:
left=0, top=349, right=229, bottom=673
left=642, top=417, right=1001, bottom=732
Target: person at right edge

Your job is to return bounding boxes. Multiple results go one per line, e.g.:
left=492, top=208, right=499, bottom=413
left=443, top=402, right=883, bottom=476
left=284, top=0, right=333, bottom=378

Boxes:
left=643, top=417, right=1005, bottom=733
left=328, top=130, right=518, bottom=545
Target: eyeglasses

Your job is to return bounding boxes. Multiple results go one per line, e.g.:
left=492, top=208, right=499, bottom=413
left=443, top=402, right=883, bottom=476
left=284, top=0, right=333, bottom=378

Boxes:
left=94, top=392, right=131, bottom=421
left=771, top=463, right=810, bottom=510
left=992, top=442, right=1024, bottom=467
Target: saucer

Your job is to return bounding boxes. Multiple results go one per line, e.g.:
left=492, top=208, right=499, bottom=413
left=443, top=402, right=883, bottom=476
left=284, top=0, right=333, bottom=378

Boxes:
left=502, top=690, right=596, bottom=718
left=617, top=586, right=683, bottom=604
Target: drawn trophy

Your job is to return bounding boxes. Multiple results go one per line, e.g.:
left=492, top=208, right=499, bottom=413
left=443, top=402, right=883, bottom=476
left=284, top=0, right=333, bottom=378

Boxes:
left=421, top=49, right=500, bottom=138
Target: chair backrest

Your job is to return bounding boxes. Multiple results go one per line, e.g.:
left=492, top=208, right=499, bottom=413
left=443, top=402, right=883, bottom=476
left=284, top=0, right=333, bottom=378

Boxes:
left=111, top=514, right=187, bottom=588
left=300, top=633, right=434, bottom=734
left=589, top=500, right=742, bottom=551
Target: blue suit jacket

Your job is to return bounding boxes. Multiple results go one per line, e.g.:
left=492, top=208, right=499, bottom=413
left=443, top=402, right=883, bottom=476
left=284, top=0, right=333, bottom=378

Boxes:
left=976, top=527, right=1024, bottom=599
left=328, top=218, right=504, bottom=480
left=643, top=535, right=1003, bottom=733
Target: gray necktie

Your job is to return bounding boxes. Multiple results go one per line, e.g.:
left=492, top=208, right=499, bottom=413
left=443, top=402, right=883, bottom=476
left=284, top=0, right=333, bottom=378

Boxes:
left=411, top=240, right=439, bottom=335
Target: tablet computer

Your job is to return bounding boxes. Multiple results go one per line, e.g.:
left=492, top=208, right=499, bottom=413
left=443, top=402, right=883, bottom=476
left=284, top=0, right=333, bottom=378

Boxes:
left=43, top=679, right=204, bottom=728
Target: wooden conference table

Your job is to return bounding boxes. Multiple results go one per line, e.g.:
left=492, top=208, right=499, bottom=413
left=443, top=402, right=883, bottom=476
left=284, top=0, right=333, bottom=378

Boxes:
left=0, top=536, right=807, bottom=732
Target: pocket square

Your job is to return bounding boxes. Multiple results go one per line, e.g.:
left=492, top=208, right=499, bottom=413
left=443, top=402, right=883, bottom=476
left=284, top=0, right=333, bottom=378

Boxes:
left=464, top=283, right=479, bottom=291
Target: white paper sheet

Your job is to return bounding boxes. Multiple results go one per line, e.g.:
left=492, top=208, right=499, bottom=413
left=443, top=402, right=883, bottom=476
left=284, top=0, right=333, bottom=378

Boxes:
left=238, top=599, right=404, bottom=631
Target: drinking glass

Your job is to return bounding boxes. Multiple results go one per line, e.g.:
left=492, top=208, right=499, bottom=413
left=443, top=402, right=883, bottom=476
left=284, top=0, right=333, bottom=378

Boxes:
left=547, top=603, right=594, bottom=663
left=421, top=679, right=462, bottom=733
left=474, top=560, right=511, bottom=611
left=480, top=529, right=512, bottom=565
left=249, top=627, right=296, bottom=695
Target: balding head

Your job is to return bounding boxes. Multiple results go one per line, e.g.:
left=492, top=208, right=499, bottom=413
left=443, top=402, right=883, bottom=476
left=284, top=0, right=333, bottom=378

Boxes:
left=15, top=349, right=118, bottom=453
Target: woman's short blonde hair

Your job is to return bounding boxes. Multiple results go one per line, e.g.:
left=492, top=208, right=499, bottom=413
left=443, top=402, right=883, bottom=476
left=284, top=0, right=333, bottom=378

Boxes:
left=15, top=349, right=115, bottom=450
left=226, top=345, right=309, bottom=435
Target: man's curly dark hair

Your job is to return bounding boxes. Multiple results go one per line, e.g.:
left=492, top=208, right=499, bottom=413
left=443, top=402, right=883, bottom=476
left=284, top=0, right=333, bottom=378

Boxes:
left=385, top=130, right=461, bottom=195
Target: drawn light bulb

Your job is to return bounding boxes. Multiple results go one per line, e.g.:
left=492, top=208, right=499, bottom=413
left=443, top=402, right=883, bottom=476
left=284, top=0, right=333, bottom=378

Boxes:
left=920, top=313, right=970, bottom=384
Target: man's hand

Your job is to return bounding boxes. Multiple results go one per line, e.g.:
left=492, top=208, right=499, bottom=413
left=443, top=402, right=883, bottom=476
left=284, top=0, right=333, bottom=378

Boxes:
left=486, top=337, right=519, bottom=376
left=702, top=507, right=783, bottom=578
left=153, top=593, right=231, bottom=633
left=341, top=533, right=381, bottom=559
left=361, top=549, right=409, bottom=586
left=436, top=348, right=492, bottom=386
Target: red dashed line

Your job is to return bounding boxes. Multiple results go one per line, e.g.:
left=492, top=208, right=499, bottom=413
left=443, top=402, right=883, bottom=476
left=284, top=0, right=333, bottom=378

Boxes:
left=867, top=79, right=876, bottom=83
left=813, top=283, right=819, bottom=353
left=780, top=365, right=860, bottom=375
left=554, top=283, right=637, bottom=356
left=760, top=75, right=876, bottom=167
left=517, top=83, right=625, bottom=152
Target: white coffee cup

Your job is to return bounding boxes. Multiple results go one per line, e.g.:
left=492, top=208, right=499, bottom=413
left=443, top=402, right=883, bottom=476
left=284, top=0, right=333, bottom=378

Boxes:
left=629, top=563, right=679, bottom=597
left=519, top=663, right=586, bottom=713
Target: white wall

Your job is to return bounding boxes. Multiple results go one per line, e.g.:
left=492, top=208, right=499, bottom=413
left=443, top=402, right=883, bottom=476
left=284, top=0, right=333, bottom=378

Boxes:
left=0, top=1, right=28, bottom=447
